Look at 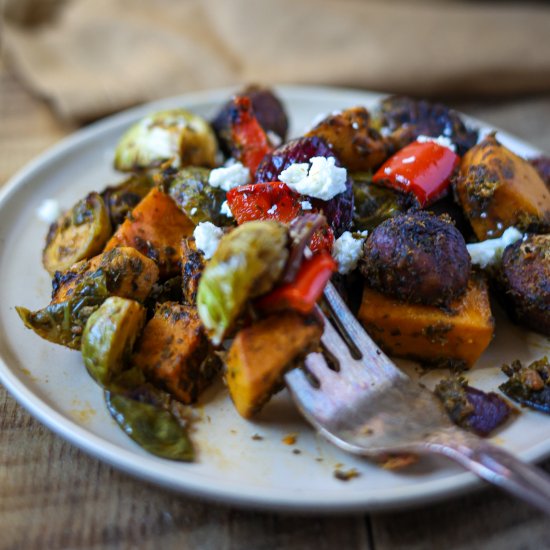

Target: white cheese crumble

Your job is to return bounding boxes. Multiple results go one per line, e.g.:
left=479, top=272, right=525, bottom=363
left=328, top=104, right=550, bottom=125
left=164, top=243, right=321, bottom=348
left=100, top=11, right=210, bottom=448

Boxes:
left=220, top=200, right=233, bottom=218
left=190, top=207, right=198, bottom=216
left=467, top=227, right=523, bottom=269
left=278, top=156, right=347, bottom=201
left=193, top=222, right=224, bottom=260
left=208, top=160, right=250, bottom=192
left=332, top=231, right=368, bottom=275
left=266, top=204, right=277, bottom=215
left=300, top=200, right=313, bottom=210
left=416, top=134, right=457, bottom=153
left=36, top=198, right=61, bottom=223
left=402, top=155, right=416, bottom=164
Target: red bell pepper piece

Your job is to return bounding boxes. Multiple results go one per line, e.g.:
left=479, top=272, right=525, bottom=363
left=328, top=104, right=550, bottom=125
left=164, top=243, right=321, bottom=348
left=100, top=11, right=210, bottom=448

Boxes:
left=226, top=182, right=335, bottom=253
left=226, top=182, right=301, bottom=224
left=230, top=96, right=273, bottom=175
left=372, top=140, right=460, bottom=207
left=257, top=251, right=337, bottom=314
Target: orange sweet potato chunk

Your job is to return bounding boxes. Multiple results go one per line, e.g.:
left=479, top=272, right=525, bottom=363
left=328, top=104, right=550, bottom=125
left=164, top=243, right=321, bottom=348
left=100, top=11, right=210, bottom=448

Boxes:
left=357, top=276, right=494, bottom=368
left=226, top=312, right=323, bottom=418
left=454, top=134, right=550, bottom=240
left=133, top=302, right=219, bottom=403
left=105, top=187, right=194, bottom=278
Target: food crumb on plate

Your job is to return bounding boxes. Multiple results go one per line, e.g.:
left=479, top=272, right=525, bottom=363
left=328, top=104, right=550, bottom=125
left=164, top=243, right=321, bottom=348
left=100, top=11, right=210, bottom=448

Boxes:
left=282, top=433, right=298, bottom=445
left=334, top=467, right=360, bottom=481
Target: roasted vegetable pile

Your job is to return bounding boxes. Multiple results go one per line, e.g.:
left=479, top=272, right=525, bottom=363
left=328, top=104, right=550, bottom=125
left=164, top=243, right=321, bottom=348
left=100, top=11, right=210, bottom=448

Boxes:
left=18, top=86, right=550, bottom=460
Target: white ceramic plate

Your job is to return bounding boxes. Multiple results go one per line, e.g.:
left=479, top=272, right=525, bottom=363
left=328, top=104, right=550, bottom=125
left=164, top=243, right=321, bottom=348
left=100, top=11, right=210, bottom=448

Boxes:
left=0, top=86, right=549, bottom=513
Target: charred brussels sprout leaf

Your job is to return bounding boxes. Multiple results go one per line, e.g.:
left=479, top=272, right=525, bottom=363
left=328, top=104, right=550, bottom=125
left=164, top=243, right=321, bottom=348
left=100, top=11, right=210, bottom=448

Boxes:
left=197, top=221, right=289, bottom=345
left=114, top=109, right=218, bottom=172
left=81, top=297, right=146, bottom=386
left=101, top=173, right=155, bottom=227
left=16, top=271, right=111, bottom=349
left=105, top=392, right=194, bottom=461
left=500, top=357, right=550, bottom=414
left=43, top=192, right=112, bottom=275
left=351, top=172, right=404, bottom=231
left=167, top=167, right=230, bottom=226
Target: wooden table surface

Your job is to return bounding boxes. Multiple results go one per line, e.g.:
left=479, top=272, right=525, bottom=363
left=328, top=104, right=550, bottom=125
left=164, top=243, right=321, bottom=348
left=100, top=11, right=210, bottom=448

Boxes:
left=2, top=58, right=550, bottom=549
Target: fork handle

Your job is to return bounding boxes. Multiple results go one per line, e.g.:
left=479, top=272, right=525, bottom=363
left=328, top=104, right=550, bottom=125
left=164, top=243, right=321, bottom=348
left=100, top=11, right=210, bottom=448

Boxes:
left=434, top=441, right=550, bottom=515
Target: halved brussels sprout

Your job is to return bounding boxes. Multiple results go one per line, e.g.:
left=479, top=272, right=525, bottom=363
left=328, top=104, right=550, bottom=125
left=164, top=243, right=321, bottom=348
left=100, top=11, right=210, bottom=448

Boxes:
left=17, top=270, right=111, bottom=349
left=197, top=221, right=289, bottom=345
left=18, top=247, right=159, bottom=349
left=81, top=297, right=146, bottom=386
left=167, top=167, right=230, bottom=226
left=104, top=367, right=194, bottom=461
left=351, top=172, right=403, bottom=231
left=114, top=109, right=218, bottom=172
left=43, top=192, right=112, bottom=275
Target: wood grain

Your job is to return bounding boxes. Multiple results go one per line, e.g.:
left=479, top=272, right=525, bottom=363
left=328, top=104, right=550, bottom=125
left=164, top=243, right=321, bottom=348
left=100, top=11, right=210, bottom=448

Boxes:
left=1, top=56, right=550, bottom=549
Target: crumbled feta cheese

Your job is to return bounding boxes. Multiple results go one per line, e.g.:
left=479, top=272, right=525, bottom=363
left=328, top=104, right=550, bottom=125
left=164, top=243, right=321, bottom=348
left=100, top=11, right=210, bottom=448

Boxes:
left=402, top=155, right=416, bottom=164
left=467, top=227, right=523, bottom=269
left=190, top=207, right=198, bottom=216
left=300, top=200, right=313, bottom=210
left=332, top=231, right=368, bottom=275
left=278, top=156, right=347, bottom=201
left=220, top=200, right=233, bottom=218
left=395, top=174, right=410, bottom=186
left=36, top=198, right=61, bottom=223
left=193, top=222, right=224, bottom=260
left=208, top=160, right=250, bottom=192
left=266, top=204, right=277, bottom=215
left=416, top=135, right=456, bottom=153
left=267, top=131, right=282, bottom=148
left=384, top=166, right=392, bottom=175
left=351, top=121, right=360, bottom=130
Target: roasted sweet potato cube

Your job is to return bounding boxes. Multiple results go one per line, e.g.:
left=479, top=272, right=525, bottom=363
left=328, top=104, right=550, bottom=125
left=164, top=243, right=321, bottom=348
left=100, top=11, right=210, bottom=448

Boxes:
left=357, top=276, right=494, bottom=369
left=225, top=312, right=323, bottom=418
left=52, top=246, right=159, bottom=304
left=180, top=237, right=205, bottom=305
left=105, top=188, right=195, bottom=278
left=454, top=134, right=550, bottom=240
left=133, top=302, right=219, bottom=403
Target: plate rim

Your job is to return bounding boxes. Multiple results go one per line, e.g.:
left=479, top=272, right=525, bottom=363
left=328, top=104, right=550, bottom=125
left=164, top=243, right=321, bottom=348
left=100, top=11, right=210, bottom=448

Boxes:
left=0, top=84, right=548, bottom=513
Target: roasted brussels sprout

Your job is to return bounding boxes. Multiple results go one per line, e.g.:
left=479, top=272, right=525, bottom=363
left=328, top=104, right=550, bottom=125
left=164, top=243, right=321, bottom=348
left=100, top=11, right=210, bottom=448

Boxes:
left=212, top=85, right=288, bottom=154
left=105, top=368, right=194, bottom=461
left=351, top=172, right=404, bottom=231
left=43, top=192, right=112, bottom=276
left=197, top=221, right=289, bottom=344
left=101, top=173, right=155, bottom=227
left=18, top=247, right=158, bottom=349
left=306, top=107, right=392, bottom=171
left=500, top=357, right=550, bottom=414
left=373, top=95, right=478, bottom=156
left=166, top=167, right=230, bottom=226
left=81, top=297, right=146, bottom=385
left=114, top=109, right=218, bottom=172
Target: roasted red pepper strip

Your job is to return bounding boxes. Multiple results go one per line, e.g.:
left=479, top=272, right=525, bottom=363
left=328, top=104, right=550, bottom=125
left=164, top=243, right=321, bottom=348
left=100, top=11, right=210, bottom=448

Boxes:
left=372, top=140, right=460, bottom=207
left=230, top=96, right=273, bottom=175
left=226, top=182, right=334, bottom=253
left=257, top=251, right=337, bottom=314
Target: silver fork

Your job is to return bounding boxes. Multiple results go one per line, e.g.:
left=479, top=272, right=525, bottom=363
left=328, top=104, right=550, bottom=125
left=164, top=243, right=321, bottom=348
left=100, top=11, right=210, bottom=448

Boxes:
left=285, top=282, right=550, bottom=514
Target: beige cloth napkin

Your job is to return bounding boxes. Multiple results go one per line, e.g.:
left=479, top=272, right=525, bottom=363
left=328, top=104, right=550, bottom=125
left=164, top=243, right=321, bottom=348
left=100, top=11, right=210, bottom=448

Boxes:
left=3, top=0, right=550, bottom=122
